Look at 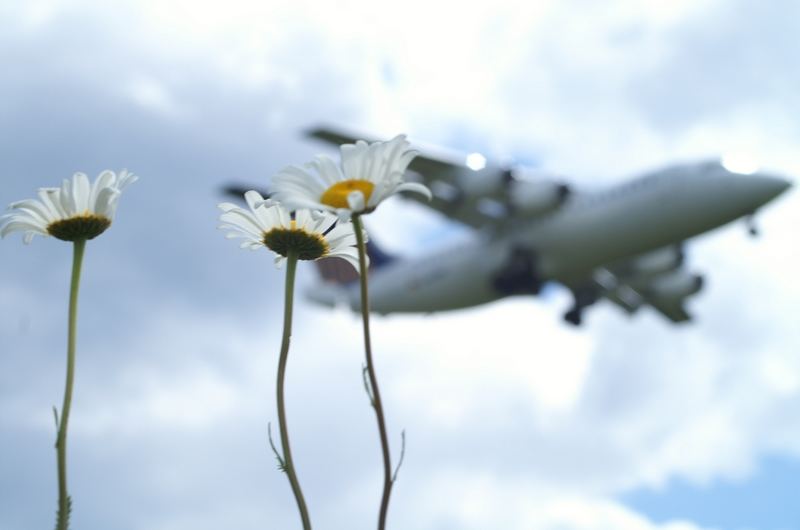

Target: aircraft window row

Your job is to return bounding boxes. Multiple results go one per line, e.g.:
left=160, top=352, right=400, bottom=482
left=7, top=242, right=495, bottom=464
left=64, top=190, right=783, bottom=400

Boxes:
left=566, top=174, right=665, bottom=210
left=589, top=179, right=651, bottom=202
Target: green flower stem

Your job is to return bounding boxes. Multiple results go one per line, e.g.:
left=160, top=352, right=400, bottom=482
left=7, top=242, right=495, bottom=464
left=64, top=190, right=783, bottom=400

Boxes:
left=276, top=248, right=312, bottom=530
left=352, top=215, right=394, bottom=530
left=55, top=238, right=86, bottom=530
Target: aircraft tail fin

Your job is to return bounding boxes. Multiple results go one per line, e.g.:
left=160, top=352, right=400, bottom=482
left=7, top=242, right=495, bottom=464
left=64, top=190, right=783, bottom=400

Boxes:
left=365, top=238, right=396, bottom=268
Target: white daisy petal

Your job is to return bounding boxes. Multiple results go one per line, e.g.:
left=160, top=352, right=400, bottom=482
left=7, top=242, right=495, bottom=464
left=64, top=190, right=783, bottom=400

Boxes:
left=279, top=165, right=314, bottom=180
left=311, top=213, right=335, bottom=235
left=397, top=149, right=417, bottom=173
left=340, top=143, right=363, bottom=180
left=1, top=170, right=136, bottom=243
left=253, top=197, right=273, bottom=209
left=218, top=201, right=362, bottom=273
left=94, top=188, right=120, bottom=219
left=219, top=210, right=263, bottom=236
left=325, top=223, right=357, bottom=244
left=294, top=209, right=312, bottom=229
left=1, top=219, right=48, bottom=238
left=263, top=202, right=283, bottom=227
left=60, top=178, right=75, bottom=215
left=347, top=190, right=366, bottom=211
left=352, top=140, right=369, bottom=179
left=395, top=181, right=433, bottom=200
left=364, top=144, right=382, bottom=183
left=73, top=172, right=91, bottom=213
left=91, top=171, right=115, bottom=205
left=335, top=208, right=353, bottom=221
left=314, top=155, right=344, bottom=186
left=297, top=197, right=336, bottom=213
left=325, top=246, right=366, bottom=271
left=116, top=170, right=138, bottom=190
left=269, top=134, right=430, bottom=216
left=277, top=205, right=292, bottom=228
left=38, top=189, right=65, bottom=218
left=8, top=199, right=54, bottom=225
left=244, top=190, right=266, bottom=211
left=217, top=202, right=241, bottom=212
left=369, top=178, right=389, bottom=208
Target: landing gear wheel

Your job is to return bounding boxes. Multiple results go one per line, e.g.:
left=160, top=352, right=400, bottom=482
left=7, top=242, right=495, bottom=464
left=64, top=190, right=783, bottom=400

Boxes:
left=564, top=308, right=582, bottom=326
left=492, top=247, right=541, bottom=295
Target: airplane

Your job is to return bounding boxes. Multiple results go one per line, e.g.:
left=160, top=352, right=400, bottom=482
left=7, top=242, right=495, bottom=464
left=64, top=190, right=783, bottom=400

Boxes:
left=226, top=126, right=792, bottom=325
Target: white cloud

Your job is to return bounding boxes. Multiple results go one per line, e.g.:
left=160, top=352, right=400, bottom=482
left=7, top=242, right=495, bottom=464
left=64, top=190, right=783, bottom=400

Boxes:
left=372, top=300, right=593, bottom=420
left=1, top=0, right=799, bottom=529
left=128, top=76, right=183, bottom=117
left=393, top=470, right=710, bottom=530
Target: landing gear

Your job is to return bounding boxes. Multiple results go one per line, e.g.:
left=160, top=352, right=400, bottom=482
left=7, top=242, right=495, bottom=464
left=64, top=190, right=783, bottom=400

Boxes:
left=746, top=213, right=759, bottom=237
left=563, top=286, right=599, bottom=326
left=564, top=308, right=583, bottom=326
left=492, top=246, right=542, bottom=295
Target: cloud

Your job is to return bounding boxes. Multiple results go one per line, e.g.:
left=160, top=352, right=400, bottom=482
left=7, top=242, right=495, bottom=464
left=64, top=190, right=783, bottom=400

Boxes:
left=392, top=470, right=710, bottom=530
left=1, top=0, right=799, bottom=529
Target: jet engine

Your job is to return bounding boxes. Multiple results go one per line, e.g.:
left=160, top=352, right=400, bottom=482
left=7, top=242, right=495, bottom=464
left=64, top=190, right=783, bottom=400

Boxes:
left=455, top=167, right=513, bottom=196
left=449, top=166, right=570, bottom=217
left=646, top=270, right=704, bottom=299
left=508, top=178, right=571, bottom=216
left=624, top=246, right=684, bottom=278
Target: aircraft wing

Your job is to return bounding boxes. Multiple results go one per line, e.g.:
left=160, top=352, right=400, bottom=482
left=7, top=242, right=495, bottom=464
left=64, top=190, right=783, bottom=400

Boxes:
left=307, top=126, right=570, bottom=229
left=583, top=245, right=703, bottom=323
left=307, top=126, right=478, bottom=183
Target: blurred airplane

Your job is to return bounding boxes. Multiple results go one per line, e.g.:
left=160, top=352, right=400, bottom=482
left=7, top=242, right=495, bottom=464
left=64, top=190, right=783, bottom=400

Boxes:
left=226, top=127, right=792, bottom=325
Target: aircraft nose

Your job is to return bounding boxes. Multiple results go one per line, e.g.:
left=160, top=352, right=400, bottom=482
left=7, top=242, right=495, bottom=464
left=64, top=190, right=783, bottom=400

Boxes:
left=759, top=174, right=792, bottom=199
left=741, top=173, right=792, bottom=206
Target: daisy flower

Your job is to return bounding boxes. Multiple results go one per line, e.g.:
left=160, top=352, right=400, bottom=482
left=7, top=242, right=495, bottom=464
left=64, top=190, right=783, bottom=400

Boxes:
left=0, top=170, right=137, bottom=243
left=218, top=190, right=364, bottom=270
left=271, top=134, right=431, bottom=218
left=1, top=169, right=137, bottom=530
left=219, top=191, right=367, bottom=529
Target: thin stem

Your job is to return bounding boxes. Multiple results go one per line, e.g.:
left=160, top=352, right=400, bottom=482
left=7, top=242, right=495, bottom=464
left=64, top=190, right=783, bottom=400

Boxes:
left=55, top=238, right=86, bottom=530
left=352, top=215, right=394, bottom=530
left=275, top=249, right=312, bottom=530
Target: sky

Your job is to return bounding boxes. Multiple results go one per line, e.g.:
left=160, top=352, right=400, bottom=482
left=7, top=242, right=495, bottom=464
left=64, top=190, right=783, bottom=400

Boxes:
left=0, top=0, right=799, bottom=529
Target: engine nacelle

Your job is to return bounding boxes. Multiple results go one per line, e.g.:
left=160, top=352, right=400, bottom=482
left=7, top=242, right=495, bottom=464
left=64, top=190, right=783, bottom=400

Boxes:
left=508, top=178, right=570, bottom=216
left=647, top=270, right=704, bottom=300
left=627, top=246, right=683, bottom=277
left=457, top=167, right=512, bottom=196
left=450, top=166, right=570, bottom=217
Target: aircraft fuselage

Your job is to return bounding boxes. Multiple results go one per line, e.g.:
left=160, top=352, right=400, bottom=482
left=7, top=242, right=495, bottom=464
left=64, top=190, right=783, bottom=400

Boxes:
left=310, top=160, right=790, bottom=316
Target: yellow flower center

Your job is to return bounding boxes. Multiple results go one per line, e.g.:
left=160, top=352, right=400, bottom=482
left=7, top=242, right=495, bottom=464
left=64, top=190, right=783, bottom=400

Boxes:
left=47, top=214, right=111, bottom=241
left=262, top=227, right=329, bottom=260
left=320, top=180, right=374, bottom=209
